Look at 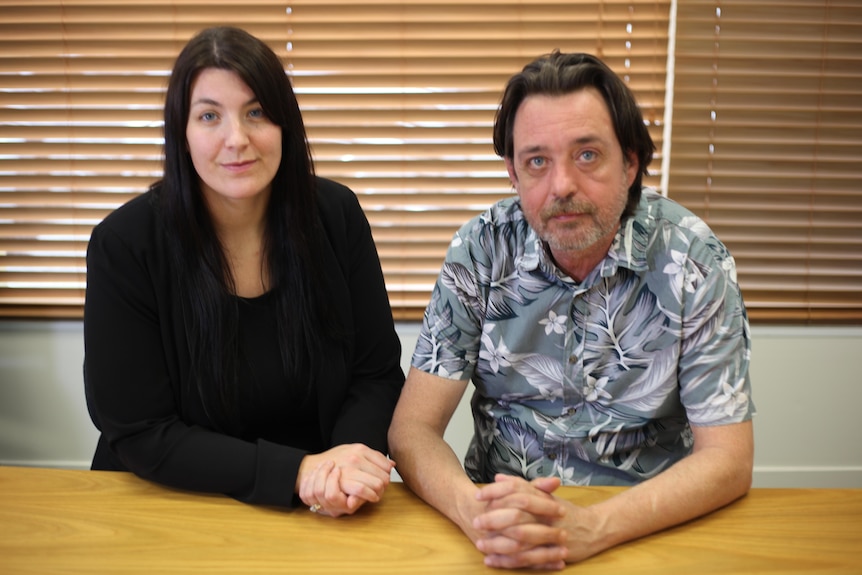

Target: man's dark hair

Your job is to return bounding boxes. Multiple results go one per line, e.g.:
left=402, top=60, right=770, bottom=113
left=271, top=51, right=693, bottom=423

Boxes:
left=492, top=51, right=655, bottom=217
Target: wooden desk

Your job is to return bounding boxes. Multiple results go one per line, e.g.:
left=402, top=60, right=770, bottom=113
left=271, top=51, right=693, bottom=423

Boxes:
left=1, top=466, right=860, bottom=574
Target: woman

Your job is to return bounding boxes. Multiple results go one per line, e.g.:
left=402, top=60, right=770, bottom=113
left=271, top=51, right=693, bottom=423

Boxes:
left=83, top=27, right=404, bottom=517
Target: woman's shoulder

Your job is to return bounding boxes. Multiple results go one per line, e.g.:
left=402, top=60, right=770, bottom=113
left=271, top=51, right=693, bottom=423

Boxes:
left=314, top=176, right=364, bottom=224
left=315, top=176, right=358, bottom=206
left=96, top=190, right=156, bottom=230
left=90, top=190, right=161, bottom=250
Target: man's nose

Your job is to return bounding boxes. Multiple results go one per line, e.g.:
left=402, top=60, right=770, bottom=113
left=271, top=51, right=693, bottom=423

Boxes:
left=550, top=162, right=579, bottom=199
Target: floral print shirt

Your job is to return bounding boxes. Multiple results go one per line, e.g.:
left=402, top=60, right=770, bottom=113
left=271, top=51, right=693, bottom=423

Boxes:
left=412, top=188, right=755, bottom=486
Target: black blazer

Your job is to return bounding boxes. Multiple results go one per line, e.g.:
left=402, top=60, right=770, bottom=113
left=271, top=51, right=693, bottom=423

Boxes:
left=84, top=177, right=404, bottom=507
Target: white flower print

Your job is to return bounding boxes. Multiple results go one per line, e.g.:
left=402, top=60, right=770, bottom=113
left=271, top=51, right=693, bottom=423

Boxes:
left=553, top=460, right=575, bottom=483
left=583, top=374, right=612, bottom=402
left=480, top=323, right=512, bottom=373
left=539, top=310, right=567, bottom=335
left=721, top=256, right=738, bottom=284
left=417, top=191, right=754, bottom=487
left=679, top=215, right=713, bottom=242
left=712, top=380, right=749, bottom=418
left=663, top=249, right=698, bottom=294
left=663, top=249, right=684, bottom=275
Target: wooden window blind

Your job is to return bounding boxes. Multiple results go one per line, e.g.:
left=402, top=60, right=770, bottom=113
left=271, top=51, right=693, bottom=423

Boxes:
left=670, top=1, right=862, bottom=324
left=0, top=0, right=669, bottom=320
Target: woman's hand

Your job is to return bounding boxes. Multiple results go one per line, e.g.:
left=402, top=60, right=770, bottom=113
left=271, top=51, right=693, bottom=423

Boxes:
left=297, top=443, right=395, bottom=517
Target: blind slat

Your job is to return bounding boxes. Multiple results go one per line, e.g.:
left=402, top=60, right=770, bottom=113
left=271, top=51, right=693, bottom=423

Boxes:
left=668, top=1, right=862, bottom=322
left=21, top=0, right=828, bottom=322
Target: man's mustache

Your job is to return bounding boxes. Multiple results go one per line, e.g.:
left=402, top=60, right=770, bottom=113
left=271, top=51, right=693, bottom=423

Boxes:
left=540, top=200, right=594, bottom=219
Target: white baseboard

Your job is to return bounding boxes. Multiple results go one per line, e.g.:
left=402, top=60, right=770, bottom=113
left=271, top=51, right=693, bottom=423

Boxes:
left=0, top=459, right=91, bottom=470
left=5, top=461, right=860, bottom=490
left=753, top=465, right=862, bottom=488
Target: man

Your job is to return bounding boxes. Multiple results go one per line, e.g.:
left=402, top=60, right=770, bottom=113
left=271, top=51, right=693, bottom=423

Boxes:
left=388, top=51, right=755, bottom=570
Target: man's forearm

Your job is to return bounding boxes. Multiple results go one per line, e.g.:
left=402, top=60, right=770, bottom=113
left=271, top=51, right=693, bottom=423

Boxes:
left=389, top=421, right=482, bottom=536
left=571, top=424, right=754, bottom=559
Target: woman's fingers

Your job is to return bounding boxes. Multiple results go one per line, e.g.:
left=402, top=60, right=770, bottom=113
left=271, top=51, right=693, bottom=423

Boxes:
left=298, top=445, right=396, bottom=516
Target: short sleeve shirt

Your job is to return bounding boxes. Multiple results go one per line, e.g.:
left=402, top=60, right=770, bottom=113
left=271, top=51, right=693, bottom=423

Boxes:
left=411, top=188, right=755, bottom=486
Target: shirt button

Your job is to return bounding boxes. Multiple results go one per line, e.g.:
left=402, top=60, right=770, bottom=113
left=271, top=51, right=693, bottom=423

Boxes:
left=565, top=407, right=577, bottom=416
left=548, top=453, right=557, bottom=461
left=568, top=355, right=578, bottom=364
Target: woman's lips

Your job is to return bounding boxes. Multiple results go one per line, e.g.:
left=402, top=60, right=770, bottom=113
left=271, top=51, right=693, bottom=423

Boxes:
left=222, top=160, right=255, bottom=172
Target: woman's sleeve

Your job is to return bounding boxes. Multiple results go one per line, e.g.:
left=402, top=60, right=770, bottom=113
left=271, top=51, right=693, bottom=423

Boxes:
left=84, top=212, right=303, bottom=507
left=326, top=188, right=405, bottom=453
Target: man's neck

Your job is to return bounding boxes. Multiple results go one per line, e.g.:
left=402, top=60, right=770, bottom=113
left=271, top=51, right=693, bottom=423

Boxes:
left=546, top=233, right=616, bottom=283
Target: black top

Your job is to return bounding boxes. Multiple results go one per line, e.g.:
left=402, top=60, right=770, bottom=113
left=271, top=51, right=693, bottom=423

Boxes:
left=83, top=177, right=404, bottom=507
left=233, top=290, right=321, bottom=451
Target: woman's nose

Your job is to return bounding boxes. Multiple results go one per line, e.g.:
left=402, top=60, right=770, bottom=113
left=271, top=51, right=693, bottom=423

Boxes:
left=224, top=118, right=250, bottom=148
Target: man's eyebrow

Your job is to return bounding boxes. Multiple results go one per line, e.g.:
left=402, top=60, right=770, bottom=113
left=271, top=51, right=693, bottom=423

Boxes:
left=515, top=136, right=602, bottom=157
left=516, top=144, right=546, bottom=157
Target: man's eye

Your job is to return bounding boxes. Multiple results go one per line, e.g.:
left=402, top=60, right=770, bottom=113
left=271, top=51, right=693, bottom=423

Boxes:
left=580, top=150, right=596, bottom=162
left=528, top=157, right=545, bottom=168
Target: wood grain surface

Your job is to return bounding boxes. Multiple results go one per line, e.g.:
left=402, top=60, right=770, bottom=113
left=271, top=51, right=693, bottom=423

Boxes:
left=1, top=465, right=860, bottom=574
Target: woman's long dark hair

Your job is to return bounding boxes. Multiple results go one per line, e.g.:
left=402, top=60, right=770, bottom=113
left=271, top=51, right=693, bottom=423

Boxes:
left=154, top=26, right=340, bottom=433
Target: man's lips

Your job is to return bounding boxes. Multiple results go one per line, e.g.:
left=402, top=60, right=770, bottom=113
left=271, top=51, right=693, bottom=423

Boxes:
left=548, top=211, right=588, bottom=222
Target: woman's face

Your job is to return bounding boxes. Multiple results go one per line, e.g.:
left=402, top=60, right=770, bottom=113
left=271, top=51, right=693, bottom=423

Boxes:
left=186, top=68, right=282, bottom=210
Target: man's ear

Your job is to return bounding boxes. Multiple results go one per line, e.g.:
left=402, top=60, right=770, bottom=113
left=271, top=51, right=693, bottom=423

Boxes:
left=624, top=150, right=639, bottom=188
left=504, top=157, right=518, bottom=190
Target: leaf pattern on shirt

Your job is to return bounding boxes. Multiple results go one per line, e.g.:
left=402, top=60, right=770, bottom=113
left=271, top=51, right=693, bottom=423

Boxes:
left=415, top=190, right=754, bottom=485
left=476, top=225, right=551, bottom=322
left=440, top=260, right=485, bottom=319
left=502, top=353, right=565, bottom=403
left=487, top=415, right=545, bottom=478
left=412, top=292, right=470, bottom=378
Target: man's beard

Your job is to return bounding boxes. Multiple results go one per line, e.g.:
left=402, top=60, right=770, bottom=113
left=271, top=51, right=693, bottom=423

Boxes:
left=531, top=199, right=620, bottom=252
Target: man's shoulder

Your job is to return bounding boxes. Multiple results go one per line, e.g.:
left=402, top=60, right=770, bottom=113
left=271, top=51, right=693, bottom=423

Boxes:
left=634, top=189, right=722, bottom=244
left=458, top=196, right=526, bottom=236
left=631, top=188, right=735, bottom=270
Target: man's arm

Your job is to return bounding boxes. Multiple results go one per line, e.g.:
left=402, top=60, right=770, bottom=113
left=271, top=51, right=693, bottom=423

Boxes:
left=390, top=366, right=568, bottom=552
left=474, top=419, right=754, bottom=568
left=574, top=420, right=754, bottom=556
left=388, top=367, right=486, bottom=536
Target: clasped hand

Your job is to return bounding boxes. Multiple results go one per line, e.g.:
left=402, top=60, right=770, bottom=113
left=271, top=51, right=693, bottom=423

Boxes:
left=298, top=443, right=395, bottom=517
left=472, top=474, right=571, bottom=570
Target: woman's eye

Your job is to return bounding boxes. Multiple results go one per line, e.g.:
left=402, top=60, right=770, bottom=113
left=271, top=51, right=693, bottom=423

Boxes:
left=200, top=112, right=217, bottom=122
left=249, top=108, right=265, bottom=119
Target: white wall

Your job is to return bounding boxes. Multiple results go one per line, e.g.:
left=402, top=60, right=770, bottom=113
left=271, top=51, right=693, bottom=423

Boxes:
left=1, top=321, right=860, bottom=488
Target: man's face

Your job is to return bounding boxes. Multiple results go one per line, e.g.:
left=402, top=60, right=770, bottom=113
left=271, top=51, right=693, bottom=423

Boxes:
left=505, top=88, right=637, bottom=261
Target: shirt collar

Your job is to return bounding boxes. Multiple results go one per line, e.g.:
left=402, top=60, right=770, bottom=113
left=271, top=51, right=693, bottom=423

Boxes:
left=515, top=189, right=654, bottom=281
